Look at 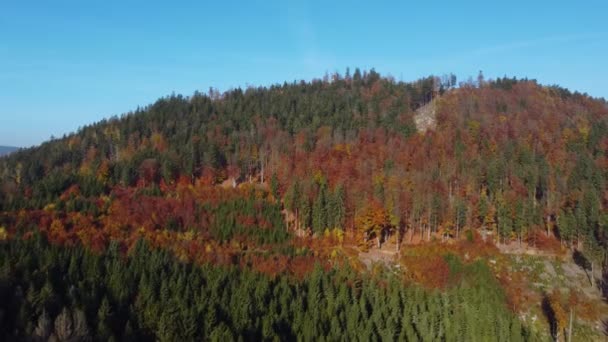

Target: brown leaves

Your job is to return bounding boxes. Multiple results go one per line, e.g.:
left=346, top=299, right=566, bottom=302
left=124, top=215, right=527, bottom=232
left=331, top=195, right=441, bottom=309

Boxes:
left=403, top=255, right=450, bottom=289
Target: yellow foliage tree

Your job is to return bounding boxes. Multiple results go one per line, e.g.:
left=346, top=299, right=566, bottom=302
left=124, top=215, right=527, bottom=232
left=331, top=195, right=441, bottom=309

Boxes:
left=356, top=203, right=392, bottom=248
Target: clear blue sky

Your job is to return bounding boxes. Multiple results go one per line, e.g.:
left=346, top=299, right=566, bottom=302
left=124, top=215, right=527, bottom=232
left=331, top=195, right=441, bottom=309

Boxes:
left=1, top=1, right=607, bottom=147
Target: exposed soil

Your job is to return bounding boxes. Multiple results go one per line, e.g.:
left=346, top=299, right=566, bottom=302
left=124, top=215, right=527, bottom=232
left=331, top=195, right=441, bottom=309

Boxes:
left=414, top=98, right=438, bottom=132
left=358, top=241, right=398, bottom=268
left=497, top=240, right=562, bottom=257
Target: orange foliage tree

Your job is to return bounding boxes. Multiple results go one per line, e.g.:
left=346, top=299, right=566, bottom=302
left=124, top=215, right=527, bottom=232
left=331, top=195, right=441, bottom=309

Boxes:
left=356, top=202, right=393, bottom=247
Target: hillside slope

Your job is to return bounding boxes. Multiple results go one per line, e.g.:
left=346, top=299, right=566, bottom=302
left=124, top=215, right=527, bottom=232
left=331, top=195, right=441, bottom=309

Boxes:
left=0, top=71, right=607, bottom=339
left=2, top=73, right=606, bottom=253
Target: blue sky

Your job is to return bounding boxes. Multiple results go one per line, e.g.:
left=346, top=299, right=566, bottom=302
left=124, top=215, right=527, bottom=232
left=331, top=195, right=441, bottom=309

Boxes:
left=1, top=1, right=607, bottom=147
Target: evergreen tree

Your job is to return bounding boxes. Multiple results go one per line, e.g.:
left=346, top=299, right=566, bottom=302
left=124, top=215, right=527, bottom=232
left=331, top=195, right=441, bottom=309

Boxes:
left=312, top=183, right=328, bottom=234
left=270, top=172, right=279, bottom=200
left=97, top=297, right=114, bottom=340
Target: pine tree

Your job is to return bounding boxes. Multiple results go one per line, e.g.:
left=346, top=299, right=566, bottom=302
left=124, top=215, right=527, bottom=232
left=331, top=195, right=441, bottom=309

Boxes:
left=284, top=181, right=301, bottom=229
left=33, top=310, right=52, bottom=341
left=122, top=321, right=135, bottom=341
left=333, top=185, right=345, bottom=230
left=270, top=172, right=279, bottom=199
left=300, top=198, right=312, bottom=231
left=312, top=184, right=328, bottom=234
left=181, top=309, right=198, bottom=340
left=54, top=307, right=74, bottom=341
left=97, top=297, right=114, bottom=340
left=72, top=308, right=90, bottom=340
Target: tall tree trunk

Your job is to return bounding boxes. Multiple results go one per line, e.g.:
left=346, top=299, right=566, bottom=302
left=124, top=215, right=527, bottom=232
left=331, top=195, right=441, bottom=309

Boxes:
left=518, top=232, right=522, bottom=247
left=427, top=209, right=432, bottom=241
left=260, top=159, right=265, bottom=184
left=409, top=217, right=415, bottom=243
left=396, top=228, right=400, bottom=253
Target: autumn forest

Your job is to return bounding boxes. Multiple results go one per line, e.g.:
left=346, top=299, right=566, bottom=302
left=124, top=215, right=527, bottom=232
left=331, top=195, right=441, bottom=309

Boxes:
left=1, top=69, right=607, bottom=341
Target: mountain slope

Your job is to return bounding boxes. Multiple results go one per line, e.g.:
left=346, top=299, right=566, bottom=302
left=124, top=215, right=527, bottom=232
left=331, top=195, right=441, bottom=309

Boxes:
left=1, top=72, right=607, bottom=254
left=0, top=71, right=607, bottom=340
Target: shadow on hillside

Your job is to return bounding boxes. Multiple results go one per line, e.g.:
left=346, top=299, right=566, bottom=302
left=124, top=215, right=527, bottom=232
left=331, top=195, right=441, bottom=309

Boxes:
left=602, top=269, right=608, bottom=302
left=541, top=293, right=557, bottom=341
left=572, top=249, right=593, bottom=286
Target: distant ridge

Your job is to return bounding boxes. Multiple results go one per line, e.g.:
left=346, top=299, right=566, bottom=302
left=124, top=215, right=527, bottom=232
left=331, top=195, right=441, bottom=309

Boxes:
left=0, top=146, right=19, bottom=156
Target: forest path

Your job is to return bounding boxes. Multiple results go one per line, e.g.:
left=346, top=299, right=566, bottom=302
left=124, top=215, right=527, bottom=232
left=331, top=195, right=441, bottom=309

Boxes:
left=497, top=241, right=560, bottom=257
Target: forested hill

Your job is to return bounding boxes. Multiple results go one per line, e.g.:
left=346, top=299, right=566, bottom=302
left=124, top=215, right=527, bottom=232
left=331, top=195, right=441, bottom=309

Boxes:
left=1, top=70, right=607, bottom=254
left=1, top=70, right=608, bottom=340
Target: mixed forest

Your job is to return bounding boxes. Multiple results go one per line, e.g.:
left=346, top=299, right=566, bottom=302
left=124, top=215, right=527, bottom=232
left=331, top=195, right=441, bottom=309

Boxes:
left=1, top=69, right=607, bottom=340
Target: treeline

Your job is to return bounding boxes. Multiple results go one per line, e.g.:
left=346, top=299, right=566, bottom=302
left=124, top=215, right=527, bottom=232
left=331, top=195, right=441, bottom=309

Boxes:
left=0, top=235, right=528, bottom=341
